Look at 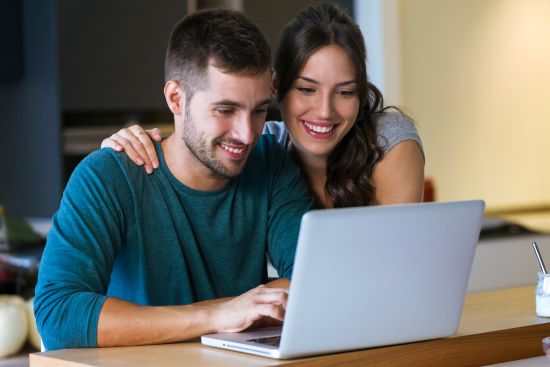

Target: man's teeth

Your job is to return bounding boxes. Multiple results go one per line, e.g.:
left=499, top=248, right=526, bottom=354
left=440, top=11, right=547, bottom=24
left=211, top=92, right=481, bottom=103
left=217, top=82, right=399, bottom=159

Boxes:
left=221, top=144, right=245, bottom=154
left=304, top=121, right=335, bottom=133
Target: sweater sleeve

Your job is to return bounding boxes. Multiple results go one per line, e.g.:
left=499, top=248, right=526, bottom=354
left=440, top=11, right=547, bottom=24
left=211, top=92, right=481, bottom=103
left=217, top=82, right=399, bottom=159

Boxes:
left=34, top=149, right=133, bottom=350
left=264, top=137, right=313, bottom=279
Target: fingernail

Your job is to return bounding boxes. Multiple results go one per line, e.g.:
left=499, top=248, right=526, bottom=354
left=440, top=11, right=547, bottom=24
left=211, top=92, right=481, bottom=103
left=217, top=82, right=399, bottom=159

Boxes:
left=115, top=145, right=122, bottom=151
left=136, top=159, right=144, bottom=165
left=153, top=161, right=159, bottom=169
left=146, top=166, right=153, bottom=174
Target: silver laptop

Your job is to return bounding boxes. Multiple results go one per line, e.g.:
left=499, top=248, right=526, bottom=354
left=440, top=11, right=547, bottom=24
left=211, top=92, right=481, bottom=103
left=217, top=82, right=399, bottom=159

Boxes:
left=202, top=200, right=485, bottom=359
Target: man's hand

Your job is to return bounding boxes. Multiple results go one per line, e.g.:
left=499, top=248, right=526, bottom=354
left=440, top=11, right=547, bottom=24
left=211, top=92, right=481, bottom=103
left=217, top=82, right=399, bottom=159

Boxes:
left=210, top=285, right=288, bottom=333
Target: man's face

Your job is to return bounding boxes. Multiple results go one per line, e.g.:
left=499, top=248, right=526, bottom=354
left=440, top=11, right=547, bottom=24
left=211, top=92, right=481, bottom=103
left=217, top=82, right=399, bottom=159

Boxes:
left=181, top=65, right=272, bottom=179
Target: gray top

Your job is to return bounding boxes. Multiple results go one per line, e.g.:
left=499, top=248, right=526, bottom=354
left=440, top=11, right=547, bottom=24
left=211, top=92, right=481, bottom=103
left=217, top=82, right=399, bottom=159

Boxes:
left=262, top=111, right=423, bottom=158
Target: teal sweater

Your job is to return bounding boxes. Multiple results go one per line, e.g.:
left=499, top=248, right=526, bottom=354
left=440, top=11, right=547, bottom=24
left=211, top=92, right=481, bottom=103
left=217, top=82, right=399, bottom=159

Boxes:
left=34, top=136, right=312, bottom=350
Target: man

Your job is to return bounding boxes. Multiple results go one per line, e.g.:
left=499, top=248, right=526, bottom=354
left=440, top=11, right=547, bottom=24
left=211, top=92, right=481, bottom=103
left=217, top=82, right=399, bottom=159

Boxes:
left=34, top=9, right=312, bottom=350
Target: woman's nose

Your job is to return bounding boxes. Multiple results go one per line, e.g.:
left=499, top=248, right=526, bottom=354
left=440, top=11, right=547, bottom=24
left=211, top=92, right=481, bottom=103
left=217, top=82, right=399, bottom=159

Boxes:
left=314, top=92, right=333, bottom=119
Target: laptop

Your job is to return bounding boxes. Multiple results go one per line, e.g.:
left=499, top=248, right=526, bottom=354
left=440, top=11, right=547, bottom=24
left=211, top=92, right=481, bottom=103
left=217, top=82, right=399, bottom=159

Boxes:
left=201, top=200, right=485, bottom=359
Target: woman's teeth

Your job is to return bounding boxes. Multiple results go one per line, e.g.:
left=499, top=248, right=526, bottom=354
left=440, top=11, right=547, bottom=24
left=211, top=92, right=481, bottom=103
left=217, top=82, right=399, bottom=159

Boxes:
left=303, top=121, right=335, bottom=133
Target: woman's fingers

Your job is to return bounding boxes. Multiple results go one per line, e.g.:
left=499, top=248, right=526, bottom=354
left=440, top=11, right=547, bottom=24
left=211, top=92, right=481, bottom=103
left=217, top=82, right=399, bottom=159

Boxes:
left=147, top=128, right=163, bottom=142
left=129, top=125, right=159, bottom=169
left=101, top=137, right=122, bottom=151
left=108, top=134, right=148, bottom=171
left=100, top=125, right=163, bottom=174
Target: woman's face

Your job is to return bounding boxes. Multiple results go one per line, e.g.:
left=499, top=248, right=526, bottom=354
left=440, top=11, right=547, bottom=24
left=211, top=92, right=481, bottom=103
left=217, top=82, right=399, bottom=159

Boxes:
left=280, top=45, right=360, bottom=161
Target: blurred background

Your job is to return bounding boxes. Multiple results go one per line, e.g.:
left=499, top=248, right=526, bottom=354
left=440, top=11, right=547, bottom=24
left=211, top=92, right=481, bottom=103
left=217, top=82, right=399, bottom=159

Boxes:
left=0, top=1, right=549, bottom=361
left=0, top=0, right=549, bottom=219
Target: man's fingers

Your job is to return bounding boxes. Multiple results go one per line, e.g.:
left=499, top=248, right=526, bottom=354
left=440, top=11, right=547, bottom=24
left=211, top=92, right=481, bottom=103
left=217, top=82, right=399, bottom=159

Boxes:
left=213, top=286, right=289, bottom=333
left=248, top=287, right=288, bottom=308
left=253, top=303, right=286, bottom=322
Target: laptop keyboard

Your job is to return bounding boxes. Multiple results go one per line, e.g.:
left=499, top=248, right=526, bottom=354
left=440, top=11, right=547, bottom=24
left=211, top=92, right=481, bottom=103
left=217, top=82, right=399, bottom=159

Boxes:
left=247, top=335, right=281, bottom=347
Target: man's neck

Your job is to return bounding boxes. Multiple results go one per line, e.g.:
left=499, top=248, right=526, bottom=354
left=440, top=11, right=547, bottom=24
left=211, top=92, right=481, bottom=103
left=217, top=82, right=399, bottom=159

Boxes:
left=161, top=134, right=230, bottom=191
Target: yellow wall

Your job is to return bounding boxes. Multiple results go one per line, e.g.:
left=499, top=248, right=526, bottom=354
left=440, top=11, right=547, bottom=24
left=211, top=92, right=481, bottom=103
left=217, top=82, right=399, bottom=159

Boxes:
left=400, top=0, right=550, bottom=211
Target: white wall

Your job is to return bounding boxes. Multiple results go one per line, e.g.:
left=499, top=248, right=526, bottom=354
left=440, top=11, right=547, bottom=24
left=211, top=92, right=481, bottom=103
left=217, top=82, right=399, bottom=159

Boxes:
left=400, top=0, right=550, bottom=211
left=355, top=0, right=402, bottom=106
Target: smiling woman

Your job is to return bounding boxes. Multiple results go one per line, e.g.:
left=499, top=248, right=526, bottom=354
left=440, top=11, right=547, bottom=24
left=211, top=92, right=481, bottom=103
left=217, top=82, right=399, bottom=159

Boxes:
left=260, top=3, right=425, bottom=209
left=281, top=45, right=360, bottom=159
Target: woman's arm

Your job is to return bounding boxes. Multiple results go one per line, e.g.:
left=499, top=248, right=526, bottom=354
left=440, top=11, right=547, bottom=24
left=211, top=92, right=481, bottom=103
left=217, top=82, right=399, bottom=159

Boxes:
left=372, top=140, right=425, bottom=204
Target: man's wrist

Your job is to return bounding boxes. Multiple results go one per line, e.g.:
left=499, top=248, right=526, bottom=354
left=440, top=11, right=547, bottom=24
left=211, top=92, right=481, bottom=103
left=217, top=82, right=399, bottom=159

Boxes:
left=182, top=303, right=222, bottom=335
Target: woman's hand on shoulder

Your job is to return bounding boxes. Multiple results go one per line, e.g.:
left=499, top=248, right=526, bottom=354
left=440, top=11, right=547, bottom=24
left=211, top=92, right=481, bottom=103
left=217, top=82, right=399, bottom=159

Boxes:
left=101, top=124, right=162, bottom=174
left=372, top=140, right=425, bottom=205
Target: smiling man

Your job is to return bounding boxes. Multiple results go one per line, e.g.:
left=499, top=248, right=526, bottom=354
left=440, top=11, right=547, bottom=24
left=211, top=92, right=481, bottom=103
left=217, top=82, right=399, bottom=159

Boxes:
left=34, top=10, right=312, bottom=350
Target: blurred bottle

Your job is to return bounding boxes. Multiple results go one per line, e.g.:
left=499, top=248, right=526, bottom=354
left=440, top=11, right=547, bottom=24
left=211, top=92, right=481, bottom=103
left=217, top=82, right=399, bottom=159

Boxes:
left=0, top=205, right=17, bottom=294
left=0, top=205, right=7, bottom=247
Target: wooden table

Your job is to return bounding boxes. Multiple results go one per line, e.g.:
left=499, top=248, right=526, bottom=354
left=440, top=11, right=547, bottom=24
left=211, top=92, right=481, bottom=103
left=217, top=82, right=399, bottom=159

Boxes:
left=29, top=286, right=550, bottom=367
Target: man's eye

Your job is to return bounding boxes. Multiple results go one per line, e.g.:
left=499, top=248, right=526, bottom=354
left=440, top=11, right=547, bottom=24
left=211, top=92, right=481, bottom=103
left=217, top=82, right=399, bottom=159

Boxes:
left=297, top=87, right=315, bottom=94
left=217, top=108, right=234, bottom=115
left=253, top=108, right=267, bottom=115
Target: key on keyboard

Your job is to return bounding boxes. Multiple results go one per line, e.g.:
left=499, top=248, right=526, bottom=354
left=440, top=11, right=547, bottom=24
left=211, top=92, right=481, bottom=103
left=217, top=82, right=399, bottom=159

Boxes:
left=247, top=335, right=281, bottom=347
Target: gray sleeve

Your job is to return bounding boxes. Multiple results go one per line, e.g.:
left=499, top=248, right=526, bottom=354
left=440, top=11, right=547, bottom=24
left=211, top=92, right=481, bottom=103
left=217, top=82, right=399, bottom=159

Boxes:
left=374, top=112, right=424, bottom=158
left=263, top=121, right=290, bottom=146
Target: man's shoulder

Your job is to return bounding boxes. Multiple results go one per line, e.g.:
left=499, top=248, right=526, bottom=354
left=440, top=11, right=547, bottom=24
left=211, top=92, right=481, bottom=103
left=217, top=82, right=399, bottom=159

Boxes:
left=248, top=134, right=287, bottom=165
left=69, top=148, right=143, bottom=190
left=255, top=133, right=279, bottom=149
left=75, top=148, right=124, bottom=176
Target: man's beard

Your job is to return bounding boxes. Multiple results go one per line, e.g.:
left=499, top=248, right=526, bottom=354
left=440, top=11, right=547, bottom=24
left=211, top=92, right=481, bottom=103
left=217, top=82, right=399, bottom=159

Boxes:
left=182, top=104, right=248, bottom=179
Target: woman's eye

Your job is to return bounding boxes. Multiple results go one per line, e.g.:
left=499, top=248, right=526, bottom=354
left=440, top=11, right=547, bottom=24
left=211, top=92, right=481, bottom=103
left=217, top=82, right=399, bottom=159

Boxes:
left=297, top=87, right=315, bottom=94
left=338, top=90, right=356, bottom=97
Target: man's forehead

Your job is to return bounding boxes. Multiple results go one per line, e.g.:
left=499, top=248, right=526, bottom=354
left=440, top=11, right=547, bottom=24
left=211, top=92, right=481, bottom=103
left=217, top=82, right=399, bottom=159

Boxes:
left=206, top=63, right=271, bottom=83
left=199, top=64, right=272, bottom=102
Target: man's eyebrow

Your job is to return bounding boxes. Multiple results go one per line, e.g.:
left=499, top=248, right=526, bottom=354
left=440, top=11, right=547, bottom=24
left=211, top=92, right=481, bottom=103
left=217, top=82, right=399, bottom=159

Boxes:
left=210, top=98, right=272, bottom=109
left=255, top=98, right=272, bottom=108
left=297, top=76, right=357, bottom=87
left=210, top=100, right=243, bottom=108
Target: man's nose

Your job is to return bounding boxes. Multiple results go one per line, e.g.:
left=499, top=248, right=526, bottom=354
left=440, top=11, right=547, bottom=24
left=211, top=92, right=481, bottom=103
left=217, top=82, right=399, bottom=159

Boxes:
left=231, top=114, right=256, bottom=145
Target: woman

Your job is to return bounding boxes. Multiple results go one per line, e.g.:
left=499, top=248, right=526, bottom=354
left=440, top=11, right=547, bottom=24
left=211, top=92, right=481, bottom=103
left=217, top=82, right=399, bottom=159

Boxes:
left=102, top=3, right=424, bottom=208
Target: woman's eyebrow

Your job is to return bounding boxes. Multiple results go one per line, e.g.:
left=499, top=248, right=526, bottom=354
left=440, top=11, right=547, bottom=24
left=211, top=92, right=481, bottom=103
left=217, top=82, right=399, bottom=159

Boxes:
left=297, top=76, right=357, bottom=86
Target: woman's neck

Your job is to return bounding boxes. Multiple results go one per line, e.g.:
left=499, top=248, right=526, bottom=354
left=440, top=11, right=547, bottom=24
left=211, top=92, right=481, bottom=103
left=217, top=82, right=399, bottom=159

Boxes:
left=289, top=144, right=333, bottom=209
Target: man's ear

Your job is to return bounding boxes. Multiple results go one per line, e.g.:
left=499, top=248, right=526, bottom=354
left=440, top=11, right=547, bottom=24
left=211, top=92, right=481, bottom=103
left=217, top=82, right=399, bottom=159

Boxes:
left=271, top=71, right=279, bottom=99
left=164, top=80, right=185, bottom=116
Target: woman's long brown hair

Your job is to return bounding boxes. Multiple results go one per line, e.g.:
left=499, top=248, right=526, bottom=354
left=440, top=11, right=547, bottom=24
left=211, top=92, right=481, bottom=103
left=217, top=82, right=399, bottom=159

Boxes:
left=275, top=3, right=386, bottom=208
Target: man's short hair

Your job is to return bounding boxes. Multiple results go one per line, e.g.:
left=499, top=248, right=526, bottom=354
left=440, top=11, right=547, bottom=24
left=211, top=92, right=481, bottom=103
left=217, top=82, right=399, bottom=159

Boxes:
left=165, top=9, right=271, bottom=99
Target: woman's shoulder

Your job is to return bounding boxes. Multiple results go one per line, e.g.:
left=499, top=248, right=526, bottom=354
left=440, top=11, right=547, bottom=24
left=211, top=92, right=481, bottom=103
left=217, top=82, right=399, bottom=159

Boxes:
left=373, top=111, right=424, bottom=156
left=263, top=120, right=289, bottom=146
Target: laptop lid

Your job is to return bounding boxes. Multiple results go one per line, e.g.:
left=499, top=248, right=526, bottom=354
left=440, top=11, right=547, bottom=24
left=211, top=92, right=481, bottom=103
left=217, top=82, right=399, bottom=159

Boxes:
left=202, top=200, right=485, bottom=359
